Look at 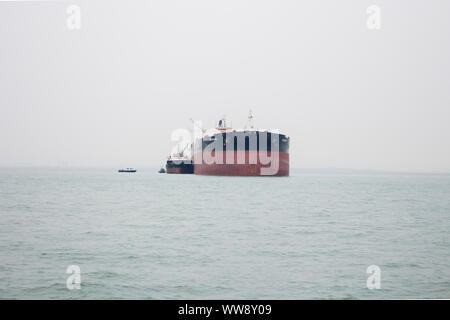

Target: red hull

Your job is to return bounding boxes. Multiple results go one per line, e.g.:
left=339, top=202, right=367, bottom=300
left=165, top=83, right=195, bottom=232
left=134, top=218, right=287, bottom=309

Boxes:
left=194, top=151, right=289, bottom=176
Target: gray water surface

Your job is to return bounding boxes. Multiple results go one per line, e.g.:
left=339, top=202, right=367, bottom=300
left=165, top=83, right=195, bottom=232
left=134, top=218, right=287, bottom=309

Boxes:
left=0, top=168, right=449, bottom=299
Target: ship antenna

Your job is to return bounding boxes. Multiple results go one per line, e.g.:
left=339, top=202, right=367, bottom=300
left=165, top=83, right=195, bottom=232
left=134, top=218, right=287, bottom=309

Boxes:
left=246, top=109, right=255, bottom=129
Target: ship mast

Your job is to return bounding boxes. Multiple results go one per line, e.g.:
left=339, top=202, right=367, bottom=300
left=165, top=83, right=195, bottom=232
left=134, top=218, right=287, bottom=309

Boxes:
left=245, top=109, right=255, bottom=129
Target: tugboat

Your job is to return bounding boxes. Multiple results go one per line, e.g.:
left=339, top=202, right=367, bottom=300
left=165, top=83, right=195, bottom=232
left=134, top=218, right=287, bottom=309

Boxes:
left=166, top=156, right=194, bottom=174
left=165, top=144, right=194, bottom=174
left=158, top=167, right=166, bottom=173
left=118, top=168, right=137, bottom=173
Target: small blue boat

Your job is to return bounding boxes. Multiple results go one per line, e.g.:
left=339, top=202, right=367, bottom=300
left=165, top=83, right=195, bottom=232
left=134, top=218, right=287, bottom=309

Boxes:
left=118, top=168, right=136, bottom=173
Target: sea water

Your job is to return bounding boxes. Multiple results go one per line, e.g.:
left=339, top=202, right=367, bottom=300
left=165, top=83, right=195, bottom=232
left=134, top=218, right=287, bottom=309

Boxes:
left=0, top=168, right=449, bottom=299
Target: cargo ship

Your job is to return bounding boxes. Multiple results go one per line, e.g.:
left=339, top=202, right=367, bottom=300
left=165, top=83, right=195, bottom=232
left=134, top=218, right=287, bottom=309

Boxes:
left=192, top=111, right=289, bottom=176
left=165, top=141, right=194, bottom=174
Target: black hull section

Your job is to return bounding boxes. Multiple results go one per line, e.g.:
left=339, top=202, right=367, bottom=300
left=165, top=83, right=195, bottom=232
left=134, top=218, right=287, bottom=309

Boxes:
left=166, top=160, right=194, bottom=174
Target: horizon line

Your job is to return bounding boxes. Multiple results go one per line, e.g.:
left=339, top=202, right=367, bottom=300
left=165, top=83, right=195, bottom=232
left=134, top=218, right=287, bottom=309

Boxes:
left=0, top=165, right=449, bottom=175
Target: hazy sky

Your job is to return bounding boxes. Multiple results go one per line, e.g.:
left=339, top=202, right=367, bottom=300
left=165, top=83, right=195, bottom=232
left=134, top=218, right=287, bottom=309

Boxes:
left=1, top=0, right=449, bottom=172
